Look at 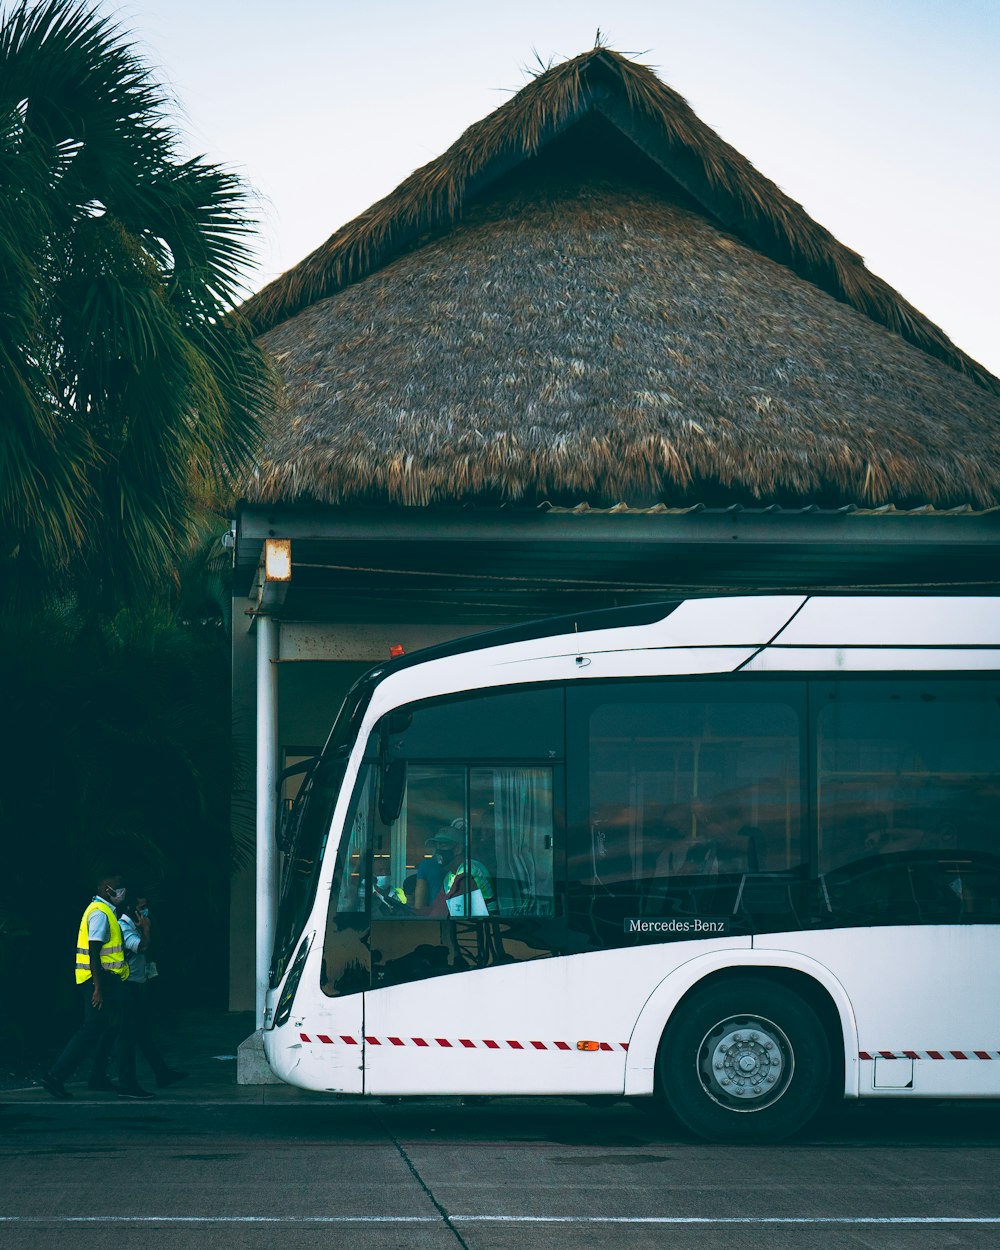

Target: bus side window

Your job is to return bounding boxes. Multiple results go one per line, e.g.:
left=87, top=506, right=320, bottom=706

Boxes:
left=567, top=682, right=806, bottom=943
left=372, top=685, right=563, bottom=922
left=381, top=764, right=555, bottom=919
left=816, top=679, right=1000, bottom=927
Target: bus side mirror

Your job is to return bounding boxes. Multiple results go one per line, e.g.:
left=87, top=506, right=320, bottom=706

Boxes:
left=274, top=757, right=317, bottom=852
left=377, top=707, right=411, bottom=824
left=378, top=759, right=406, bottom=825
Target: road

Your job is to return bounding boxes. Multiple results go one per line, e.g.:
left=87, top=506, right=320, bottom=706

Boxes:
left=1, top=1093, right=999, bottom=1249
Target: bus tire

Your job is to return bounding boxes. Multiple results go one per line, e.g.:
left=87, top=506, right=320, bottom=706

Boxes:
left=658, top=978, right=830, bottom=1143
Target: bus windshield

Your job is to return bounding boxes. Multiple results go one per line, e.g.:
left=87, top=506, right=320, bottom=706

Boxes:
left=269, top=669, right=382, bottom=984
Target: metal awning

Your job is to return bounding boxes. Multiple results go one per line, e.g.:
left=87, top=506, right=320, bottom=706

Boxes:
left=235, top=504, right=1000, bottom=625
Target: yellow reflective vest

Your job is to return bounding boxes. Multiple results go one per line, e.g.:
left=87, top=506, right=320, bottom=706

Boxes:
left=443, top=860, right=496, bottom=910
left=75, top=900, right=129, bottom=984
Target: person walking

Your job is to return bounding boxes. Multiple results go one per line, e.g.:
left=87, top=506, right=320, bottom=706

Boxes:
left=116, top=893, right=187, bottom=1090
left=41, top=869, right=143, bottom=1099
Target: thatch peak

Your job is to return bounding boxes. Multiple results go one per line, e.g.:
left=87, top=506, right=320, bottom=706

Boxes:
left=243, top=46, right=996, bottom=395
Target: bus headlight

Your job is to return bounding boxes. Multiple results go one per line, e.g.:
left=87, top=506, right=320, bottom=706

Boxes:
left=273, top=936, right=311, bottom=1028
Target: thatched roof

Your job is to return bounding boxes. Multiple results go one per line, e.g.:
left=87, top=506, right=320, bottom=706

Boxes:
left=242, top=48, right=1000, bottom=510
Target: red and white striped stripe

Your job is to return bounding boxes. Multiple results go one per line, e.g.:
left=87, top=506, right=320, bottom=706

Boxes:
left=859, top=1049, right=1000, bottom=1061
left=298, top=1033, right=628, bottom=1051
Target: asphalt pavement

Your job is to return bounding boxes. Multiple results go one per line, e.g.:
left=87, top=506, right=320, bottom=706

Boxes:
left=1, top=1011, right=999, bottom=1249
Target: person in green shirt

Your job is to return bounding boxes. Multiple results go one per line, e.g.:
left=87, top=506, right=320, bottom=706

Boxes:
left=426, top=826, right=496, bottom=916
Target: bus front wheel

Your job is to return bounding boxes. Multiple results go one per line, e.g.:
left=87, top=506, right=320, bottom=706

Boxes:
left=658, top=978, right=830, bottom=1143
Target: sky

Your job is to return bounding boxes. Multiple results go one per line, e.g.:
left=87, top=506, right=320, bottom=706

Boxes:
left=99, top=0, right=999, bottom=375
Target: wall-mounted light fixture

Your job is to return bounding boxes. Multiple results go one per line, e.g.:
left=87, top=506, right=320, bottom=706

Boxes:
left=256, top=538, right=292, bottom=612
left=264, top=538, right=292, bottom=582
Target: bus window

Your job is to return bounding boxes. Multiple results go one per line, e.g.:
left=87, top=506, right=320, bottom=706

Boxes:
left=271, top=752, right=348, bottom=987
left=377, top=684, right=562, bottom=921
left=478, top=766, right=555, bottom=917
left=320, top=739, right=383, bottom=997
left=388, top=764, right=555, bottom=918
left=816, top=679, right=1000, bottom=927
left=566, top=681, right=806, bottom=944
left=323, top=686, right=564, bottom=993
left=333, top=749, right=377, bottom=918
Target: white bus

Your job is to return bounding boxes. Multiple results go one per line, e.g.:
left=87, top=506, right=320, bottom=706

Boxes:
left=263, top=596, right=1000, bottom=1141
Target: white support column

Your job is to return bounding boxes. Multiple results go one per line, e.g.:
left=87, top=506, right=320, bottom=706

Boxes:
left=254, top=613, right=279, bottom=1027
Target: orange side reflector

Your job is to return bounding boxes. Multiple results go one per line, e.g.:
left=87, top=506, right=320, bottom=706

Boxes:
left=576, top=1040, right=600, bottom=1052
left=389, top=644, right=405, bottom=658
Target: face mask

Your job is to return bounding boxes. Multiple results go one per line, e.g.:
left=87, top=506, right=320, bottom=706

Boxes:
left=375, top=876, right=391, bottom=891
left=108, top=887, right=126, bottom=906
left=138, top=908, right=149, bottom=918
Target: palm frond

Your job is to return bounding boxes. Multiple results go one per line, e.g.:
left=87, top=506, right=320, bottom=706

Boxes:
left=0, top=0, right=274, bottom=611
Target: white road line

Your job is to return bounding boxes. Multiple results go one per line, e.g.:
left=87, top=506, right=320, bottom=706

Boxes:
left=1, top=1217, right=1000, bottom=1226
left=454, top=1217, right=1000, bottom=1225
left=0, top=1217, right=438, bottom=1224
left=0, top=1098, right=321, bottom=1106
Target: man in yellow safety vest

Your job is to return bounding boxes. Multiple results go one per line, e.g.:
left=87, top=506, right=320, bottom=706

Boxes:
left=41, top=869, right=152, bottom=1100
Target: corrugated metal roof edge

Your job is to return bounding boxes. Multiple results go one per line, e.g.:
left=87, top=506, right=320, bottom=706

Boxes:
left=537, top=502, right=1000, bottom=517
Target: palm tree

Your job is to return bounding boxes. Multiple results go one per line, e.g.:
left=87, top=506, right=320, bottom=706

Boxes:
left=0, top=0, right=272, bottom=613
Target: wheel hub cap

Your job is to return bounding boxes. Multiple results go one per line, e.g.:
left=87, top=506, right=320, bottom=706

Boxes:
left=699, top=1014, right=793, bottom=1111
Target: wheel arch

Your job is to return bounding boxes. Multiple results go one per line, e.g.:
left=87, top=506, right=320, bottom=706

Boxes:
left=623, top=949, right=858, bottom=1100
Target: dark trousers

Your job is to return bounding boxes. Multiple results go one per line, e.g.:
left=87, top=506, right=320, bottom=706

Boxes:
left=118, top=980, right=170, bottom=1080
left=49, top=976, right=125, bottom=1083
left=92, top=979, right=171, bottom=1087
left=92, top=984, right=132, bottom=1088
